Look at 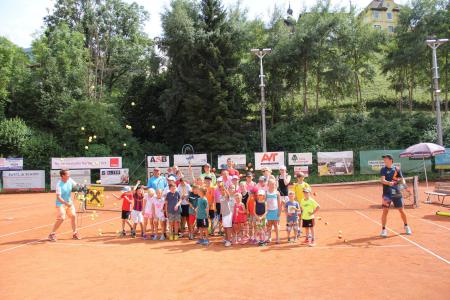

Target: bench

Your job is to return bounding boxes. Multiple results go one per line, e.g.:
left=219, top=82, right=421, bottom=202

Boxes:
left=425, top=182, right=450, bottom=205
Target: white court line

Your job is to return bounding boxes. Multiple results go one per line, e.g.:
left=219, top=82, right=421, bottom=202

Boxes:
left=293, top=244, right=411, bottom=250
left=321, top=191, right=450, bottom=265
left=0, top=216, right=120, bottom=254
left=35, top=241, right=135, bottom=248
left=341, top=190, right=450, bottom=231
left=0, top=223, right=54, bottom=238
left=0, top=203, right=48, bottom=213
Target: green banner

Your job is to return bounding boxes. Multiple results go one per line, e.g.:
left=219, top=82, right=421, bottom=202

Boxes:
left=359, top=150, right=432, bottom=175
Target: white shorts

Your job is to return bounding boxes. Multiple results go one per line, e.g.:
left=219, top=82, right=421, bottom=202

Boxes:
left=131, top=210, right=144, bottom=223
left=56, top=205, right=76, bottom=220
left=222, top=214, right=233, bottom=228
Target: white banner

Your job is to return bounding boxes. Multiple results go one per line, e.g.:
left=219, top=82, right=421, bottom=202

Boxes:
left=178, top=166, right=202, bottom=182
left=317, top=151, right=354, bottom=176
left=2, top=170, right=45, bottom=191
left=173, top=154, right=207, bottom=166
left=293, top=166, right=309, bottom=177
left=0, top=157, right=23, bottom=171
left=147, top=168, right=170, bottom=180
left=147, top=155, right=170, bottom=168
left=51, top=157, right=122, bottom=169
left=254, top=152, right=285, bottom=170
left=100, top=168, right=129, bottom=185
left=288, top=153, right=313, bottom=165
left=218, top=154, right=246, bottom=169
left=50, top=169, right=91, bottom=191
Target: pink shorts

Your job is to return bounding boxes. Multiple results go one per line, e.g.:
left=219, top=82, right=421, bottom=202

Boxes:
left=144, top=212, right=154, bottom=219
left=56, top=205, right=76, bottom=220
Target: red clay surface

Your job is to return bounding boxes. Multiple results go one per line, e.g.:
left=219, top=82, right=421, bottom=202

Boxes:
left=0, top=183, right=449, bottom=300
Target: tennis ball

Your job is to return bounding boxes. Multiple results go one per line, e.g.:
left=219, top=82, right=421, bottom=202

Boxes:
left=338, top=235, right=342, bottom=239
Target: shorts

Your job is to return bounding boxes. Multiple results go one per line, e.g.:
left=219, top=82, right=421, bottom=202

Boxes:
left=266, top=209, right=279, bottom=221
left=197, top=218, right=209, bottom=228
left=209, top=210, right=215, bottom=220
left=188, top=214, right=196, bottom=226
left=131, top=210, right=144, bottom=223
left=180, top=204, right=190, bottom=217
left=56, top=205, right=76, bottom=220
left=302, top=219, right=315, bottom=228
left=222, top=214, right=233, bottom=228
left=286, top=215, right=299, bottom=224
left=383, top=195, right=403, bottom=208
left=144, top=212, right=154, bottom=219
left=215, top=202, right=221, bottom=215
left=280, top=195, right=289, bottom=203
left=121, top=210, right=131, bottom=220
left=168, top=213, right=181, bottom=222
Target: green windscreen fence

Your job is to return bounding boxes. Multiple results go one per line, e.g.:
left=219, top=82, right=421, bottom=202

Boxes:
left=359, top=150, right=432, bottom=175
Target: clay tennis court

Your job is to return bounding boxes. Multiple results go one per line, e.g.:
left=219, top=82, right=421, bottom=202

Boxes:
left=1, top=183, right=449, bottom=299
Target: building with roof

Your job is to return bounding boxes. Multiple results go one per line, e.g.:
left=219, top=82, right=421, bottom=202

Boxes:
left=360, top=0, right=401, bottom=33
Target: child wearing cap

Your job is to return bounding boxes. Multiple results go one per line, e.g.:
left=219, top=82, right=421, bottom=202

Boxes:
left=244, top=172, right=256, bottom=191
left=119, top=186, right=134, bottom=237
left=301, top=188, right=320, bottom=246
left=165, top=183, right=182, bottom=241
left=285, top=191, right=301, bottom=242
left=257, top=176, right=267, bottom=191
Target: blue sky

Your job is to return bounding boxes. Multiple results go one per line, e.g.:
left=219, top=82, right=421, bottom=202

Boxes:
left=0, top=0, right=407, bottom=48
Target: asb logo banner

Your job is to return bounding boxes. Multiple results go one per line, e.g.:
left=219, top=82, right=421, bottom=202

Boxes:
left=255, top=152, right=285, bottom=170
left=147, top=155, right=170, bottom=168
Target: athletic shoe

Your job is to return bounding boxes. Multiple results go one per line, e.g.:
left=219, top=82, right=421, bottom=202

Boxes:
left=275, top=239, right=280, bottom=244
left=405, top=226, right=412, bottom=235
left=131, top=230, right=136, bottom=238
left=201, top=239, right=210, bottom=246
left=72, top=232, right=81, bottom=240
left=174, top=235, right=179, bottom=241
left=143, top=234, right=149, bottom=240
left=240, top=237, right=249, bottom=245
left=287, top=237, right=291, bottom=243
left=308, top=240, right=316, bottom=247
left=380, top=229, right=388, bottom=238
left=119, top=230, right=126, bottom=237
left=196, top=239, right=204, bottom=244
left=48, top=233, right=57, bottom=242
left=169, top=234, right=174, bottom=241
left=302, top=238, right=309, bottom=244
left=159, top=234, right=166, bottom=241
left=152, top=235, right=158, bottom=241
left=293, top=238, right=298, bottom=243
left=188, top=234, right=194, bottom=240
left=224, top=240, right=232, bottom=247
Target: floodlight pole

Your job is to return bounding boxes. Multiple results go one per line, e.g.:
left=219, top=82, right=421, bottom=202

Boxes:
left=251, top=48, right=271, bottom=152
left=426, top=38, right=448, bottom=146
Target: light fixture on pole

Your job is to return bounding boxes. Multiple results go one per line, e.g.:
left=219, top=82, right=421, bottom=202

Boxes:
left=251, top=48, right=272, bottom=152
left=426, top=38, right=448, bottom=146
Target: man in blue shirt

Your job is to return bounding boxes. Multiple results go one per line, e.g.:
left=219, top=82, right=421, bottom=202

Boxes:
left=48, top=169, right=81, bottom=241
left=147, top=167, right=168, bottom=191
left=379, top=154, right=412, bottom=238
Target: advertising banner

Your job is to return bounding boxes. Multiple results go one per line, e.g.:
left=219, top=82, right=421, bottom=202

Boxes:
left=0, top=158, right=23, bottom=171
left=85, top=186, right=105, bottom=208
left=288, top=153, right=313, bottom=165
left=435, top=148, right=450, bottom=170
left=2, top=170, right=45, bottom=191
left=359, top=150, right=432, bottom=174
left=173, top=154, right=207, bottom=166
left=100, top=169, right=129, bottom=185
left=318, top=151, right=353, bottom=176
left=51, top=157, right=122, bottom=170
left=147, top=155, right=170, bottom=168
left=50, top=169, right=91, bottom=191
left=293, top=166, right=309, bottom=177
left=217, top=154, right=246, bottom=169
left=254, top=152, right=285, bottom=170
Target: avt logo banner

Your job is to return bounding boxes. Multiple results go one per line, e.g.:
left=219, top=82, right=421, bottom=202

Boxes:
left=254, top=152, right=285, bottom=170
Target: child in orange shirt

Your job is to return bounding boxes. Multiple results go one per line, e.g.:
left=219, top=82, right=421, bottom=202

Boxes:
left=247, top=188, right=257, bottom=244
left=119, top=186, right=134, bottom=237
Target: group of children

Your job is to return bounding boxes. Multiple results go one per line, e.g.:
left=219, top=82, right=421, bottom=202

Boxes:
left=118, top=167, right=320, bottom=247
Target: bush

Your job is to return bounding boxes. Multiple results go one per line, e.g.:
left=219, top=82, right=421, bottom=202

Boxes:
left=0, top=117, right=32, bottom=156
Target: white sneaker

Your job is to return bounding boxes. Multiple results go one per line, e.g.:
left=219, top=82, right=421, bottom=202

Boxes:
left=380, top=229, right=388, bottom=238
left=224, top=240, right=232, bottom=247
left=405, top=226, right=412, bottom=235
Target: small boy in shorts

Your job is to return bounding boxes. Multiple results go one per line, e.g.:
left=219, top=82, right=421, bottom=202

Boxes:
left=195, top=187, right=209, bottom=245
left=120, top=186, right=134, bottom=237
left=165, top=183, right=182, bottom=240
left=285, top=191, right=301, bottom=243
left=187, top=185, right=200, bottom=240
left=301, top=188, right=320, bottom=247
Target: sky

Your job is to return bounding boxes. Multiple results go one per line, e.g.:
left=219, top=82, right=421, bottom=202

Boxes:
left=0, top=0, right=408, bottom=48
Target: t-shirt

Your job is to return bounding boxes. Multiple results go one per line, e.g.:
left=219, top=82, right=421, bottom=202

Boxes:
left=214, top=187, right=222, bottom=203
left=285, top=200, right=300, bottom=216
left=147, top=176, right=168, bottom=191
left=200, top=172, right=217, bottom=185
left=188, top=192, right=199, bottom=215
left=206, top=186, right=216, bottom=211
left=121, top=192, right=134, bottom=211
left=154, top=197, right=165, bottom=219
left=301, top=198, right=319, bottom=220
left=55, top=178, right=77, bottom=207
left=294, top=181, right=311, bottom=203
left=242, top=192, right=249, bottom=208
left=245, top=181, right=256, bottom=191
left=144, top=194, right=155, bottom=214
left=380, top=166, right=402, bottom=197
left=196, top=197, right=208, bottom=220
left=220, top=195, right=232, bottom=217
left=177, top=184, right=191, bottom=205
left=133, top=192, right=144, bottom=211
left=165, top=191, right=181, bottom=214
left=266, top=190, right=279, bottom=211
left=227, top=168, right=239, bottom=177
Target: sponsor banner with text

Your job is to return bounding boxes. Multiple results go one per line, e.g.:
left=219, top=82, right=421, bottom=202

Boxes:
left=147, top=155, right=170, bottom=168
left=173, top=154, right=207, bottom=166
left=217, top=154, right=246, bottom=169
left=255, top=152, right=285, bottom=170
left=0, top=157, right=23, bottom=171
left=51, top=157, right=122, bottom=170
left=288, top=153, right=313, bottom=165
left=100, top=168, right=129, bottom=185
left=50, top=169, right=91, bottom=190
left=317, top=151, right=353, bottom=176
left=2, top=170, right=45, bottom=191
left=293, top=166, right=309, bottom=177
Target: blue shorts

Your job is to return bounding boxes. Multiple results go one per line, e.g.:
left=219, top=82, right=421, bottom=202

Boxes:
left=383, top=195, right=403, bottom=208
left=266, top=209, right=279, bottom=221
left=286, top=215, right=299, bottom=224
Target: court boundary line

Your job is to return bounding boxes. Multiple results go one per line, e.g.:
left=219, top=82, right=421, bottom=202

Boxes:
left=321, top=190, right=450, bottom=265
left=341, top=190, right=450, bottom=231
left=0, top=223, right=54, bottom=238
left=0, top=203, right=49, bottom=213
left=0, top=216, right=120, bottom=254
